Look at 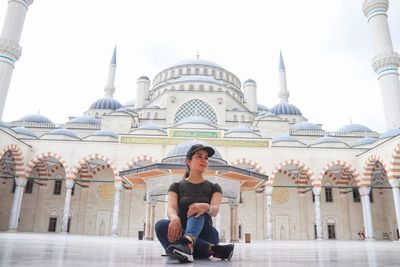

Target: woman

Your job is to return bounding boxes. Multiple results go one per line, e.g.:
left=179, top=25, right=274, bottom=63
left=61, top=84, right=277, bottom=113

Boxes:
left=155, top=144, right=234, bottom=263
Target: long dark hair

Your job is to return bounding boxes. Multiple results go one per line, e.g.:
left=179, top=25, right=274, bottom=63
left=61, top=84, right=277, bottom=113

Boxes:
left=183, top=154, right=193, bottom=179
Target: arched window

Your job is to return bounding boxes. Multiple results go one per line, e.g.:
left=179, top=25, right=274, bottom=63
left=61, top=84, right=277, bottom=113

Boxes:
left=174, top=99, right=217, bottom=125
left=209, top=86, right=214, bottom=92
left=204, top=69, right=208, bottom=75
left=154, top=112, right=158, bottom=119
left=195, top=68, right=199, bottom=75
left=54, top=174, right=63, bottom=195
left=241, top=115, right=245, bottom=122
left=179, top=69, right=183, bottom=75
left=186, top=68, right=191, bottom=75
left=327, top=218, right=336, bottom=239
left=325, top=186, right=333, bottom=202
left=199, top=85, right=204, bottom=91
left=234, top=115, right=238, bottom=121
left=352, top=187, right=360, bottom=202
left=189, top=84, right=195, bottom=91
left=179, top=84, right=184, bottom=91
left=147, top=112, right=151, bottom=119
left=25, top=178, right=34, bottom=194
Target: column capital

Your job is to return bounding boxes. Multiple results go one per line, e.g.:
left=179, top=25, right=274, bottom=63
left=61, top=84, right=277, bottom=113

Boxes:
left=312, top=187, right=321, bottom=196
left=362, top=0, right=388, bottom=18
left=359, top=186, right=371, bottom=196
left=14, top=177, right=27, bottom=187
left=0, top=39, right=22, bottom=65
left=265, top=186, right=273, bottom=195
left=114, top=182, right=123, bottom=191
left=65, top=179, right=75, bottom=189
left=389, top=179, right=400, bottom=188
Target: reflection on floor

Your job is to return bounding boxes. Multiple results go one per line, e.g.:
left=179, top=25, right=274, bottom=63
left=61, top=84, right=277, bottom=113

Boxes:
left=0, top=233, right=399, bottom=267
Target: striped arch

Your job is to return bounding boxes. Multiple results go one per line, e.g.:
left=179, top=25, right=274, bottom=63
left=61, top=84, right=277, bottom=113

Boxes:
left=320, top=160, right=359, bottom=186
left=389, top=143, right=400, bottom=179
left=71, top=153, right=119, bottom=180
left=25, top=152, right=69, bottom=178
left=270, top=159, right=314, bottom=185
left=361, top=155, right=388, bottom=186
left=231, top=158, right=266, bottom=174
left=123, top=155, right=158, bottom=171
left=0, top=144, right=25, bottom=178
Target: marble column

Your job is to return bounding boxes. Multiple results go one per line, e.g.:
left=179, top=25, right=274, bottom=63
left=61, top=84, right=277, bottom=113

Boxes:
left=312, top=187, right=323, bottom=240
left=61, top=179, right=75, bottom=233
left=265, top=187, right=273, bottom=240
left=149, top=200, right=156, bottom=240
left=111, top=183, right=123, bottom=236
left=144, top=201, right=151, bottom=240
left=8, top=177, right=27, bottom=231
left=359, top=186, right=375, bottom=240
left=389, top=179, right=400, bottom=241
left=229, top=201, right=235, bottom=242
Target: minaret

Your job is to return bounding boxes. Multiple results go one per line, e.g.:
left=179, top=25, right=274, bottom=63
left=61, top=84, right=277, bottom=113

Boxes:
left=363, top=0, right=400, bottom=129
left=278, top=51, right=290, bottom=103
left=136, top=76, right=150, bottom=109
left=243, top=79, right=257, bottom=113
left=104, top=46, right=117, bottom=97
left=0, top=0, right=34, bottom=119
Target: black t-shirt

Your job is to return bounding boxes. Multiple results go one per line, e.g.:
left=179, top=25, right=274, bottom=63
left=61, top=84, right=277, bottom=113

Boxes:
left=168, top=179, right=222, bottom=228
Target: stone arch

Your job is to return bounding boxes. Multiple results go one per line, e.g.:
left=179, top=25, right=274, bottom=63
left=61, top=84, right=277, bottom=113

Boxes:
left=361, top=155, right=388, bottom=186
left=270, top=159, right=314, bottom=185
left=0, top=144, right=25, bottom=178
left=123, top=155, right=158, bottom=171
left=320, top=160, right=359, bottom=187
left=389, top=143, right=400, bottom=179
left=71, top=154, right=119, bottom=180
left=231, top=158, right=266, bottom=174
left=25, top=152, right=69, bottom=179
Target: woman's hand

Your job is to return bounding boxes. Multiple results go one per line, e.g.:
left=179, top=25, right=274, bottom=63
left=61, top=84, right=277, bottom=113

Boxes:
left=168, top=216, right=182, bottom=243
left=187, top=203, right=209, bottom=218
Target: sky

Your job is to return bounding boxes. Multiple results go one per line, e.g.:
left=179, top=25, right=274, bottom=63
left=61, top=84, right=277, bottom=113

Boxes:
left=1, top=0, right=400, bottom=133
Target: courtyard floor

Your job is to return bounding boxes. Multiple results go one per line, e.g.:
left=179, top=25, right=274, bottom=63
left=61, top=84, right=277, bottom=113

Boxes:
left=0, top=233, right=399, bottom=266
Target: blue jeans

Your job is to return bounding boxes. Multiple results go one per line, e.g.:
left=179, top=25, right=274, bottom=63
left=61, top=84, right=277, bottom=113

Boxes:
left=155, top=214, right=219, bottom=258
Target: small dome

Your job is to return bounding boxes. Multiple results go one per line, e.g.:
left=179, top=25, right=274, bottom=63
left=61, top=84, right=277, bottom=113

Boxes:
left=70, top=115, right=101, bottom=125
left=337, top=124, right=372, bottom=133
left=12, top=127, right=37, bottom=137
left=0, top=120, right=9, bottom=127
left=165, top=140, right=223, bottom=159
left=177, top=116, right=214, bottom=126
left=138, top=76, right=150, bottom=80
left=312, top=136, right=343, bottom=145
left=18, top=114, right=53, bottom=124
left=257, top=104, right=269, bottom=112
left=226, top=125, right=253, bottom=134
left=290, top=121, right=323, bottom=131
left=171, top=59, right=222, bottom=69
left=380, top=128, right=400, bottom=139
left=49, top=128, right=79, bottom=138
left=270, top=103, right=302, bottom=116
left=352, top=137, right=378, bottom=147
left=272, top=134, right=300, bottom=143
left=90, top=97, right=123, bottom=110
left=138, top=122, right=166, bottom=132
left=94, top=129, right=118, bottom=138
left=244, top=79, right=256, bottom=85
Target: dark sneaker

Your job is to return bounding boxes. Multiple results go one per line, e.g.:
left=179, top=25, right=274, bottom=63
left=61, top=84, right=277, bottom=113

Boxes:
left=212, top=244, right=234, bottom=261
left=166, top=237, right=194, bottom=263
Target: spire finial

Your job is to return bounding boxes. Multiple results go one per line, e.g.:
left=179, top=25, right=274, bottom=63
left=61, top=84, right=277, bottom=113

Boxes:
left=111, top=45, right=117, bottom=65
left=279, top=50, right=286, bottom=71
left=196, top=51, right=199, bottom=59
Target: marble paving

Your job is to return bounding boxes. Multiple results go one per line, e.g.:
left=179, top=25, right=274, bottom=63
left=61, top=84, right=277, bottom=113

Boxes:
left=0, top=233, right=399, bottom=267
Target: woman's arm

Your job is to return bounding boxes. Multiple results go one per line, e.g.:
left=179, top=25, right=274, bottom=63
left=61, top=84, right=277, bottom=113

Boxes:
left=167, top=191, right=182, bottom=242
left=187, top=191, right=222, bottom=218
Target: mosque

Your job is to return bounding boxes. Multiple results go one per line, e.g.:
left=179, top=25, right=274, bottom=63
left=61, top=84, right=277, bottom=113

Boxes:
left=1, top=0, right=400, bottom=242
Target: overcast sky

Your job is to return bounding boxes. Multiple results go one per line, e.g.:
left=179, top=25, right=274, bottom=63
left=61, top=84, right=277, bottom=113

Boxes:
left=1, top=0, right=400, bottom=133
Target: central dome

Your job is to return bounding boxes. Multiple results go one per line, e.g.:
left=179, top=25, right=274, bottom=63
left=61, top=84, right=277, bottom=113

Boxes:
left=171, top=58, right=222, bottom=69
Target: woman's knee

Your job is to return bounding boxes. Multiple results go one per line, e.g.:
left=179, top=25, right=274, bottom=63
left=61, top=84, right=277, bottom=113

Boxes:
left=155, top=219, right=169, bottom=233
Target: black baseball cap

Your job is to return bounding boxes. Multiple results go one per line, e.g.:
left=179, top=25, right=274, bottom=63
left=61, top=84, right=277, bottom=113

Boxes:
left=186, top=144, right=215, bottom=160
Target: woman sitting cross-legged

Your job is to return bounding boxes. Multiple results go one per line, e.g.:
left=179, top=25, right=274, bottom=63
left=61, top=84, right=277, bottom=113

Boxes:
left=155, top=144, right=234, bottom=263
